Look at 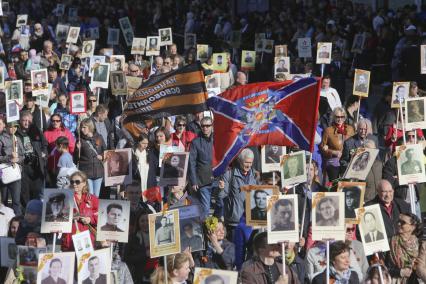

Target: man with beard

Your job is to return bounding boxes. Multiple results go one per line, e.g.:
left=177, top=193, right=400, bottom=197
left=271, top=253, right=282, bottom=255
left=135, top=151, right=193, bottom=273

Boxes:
left=15, top=111, right=48, bottom=205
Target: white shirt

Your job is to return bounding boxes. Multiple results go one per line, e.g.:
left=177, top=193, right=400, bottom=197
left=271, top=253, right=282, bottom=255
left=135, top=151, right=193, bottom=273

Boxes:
left=0, top=205, right=15, bottom=236
left=320, top=87, right=342, bottom=111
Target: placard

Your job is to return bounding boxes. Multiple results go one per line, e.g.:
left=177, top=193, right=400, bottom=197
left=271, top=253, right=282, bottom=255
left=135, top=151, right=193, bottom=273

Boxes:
left=261, top=145, right=286, bottom=173
left=41, top=188, right=74, bottom=233
left=77, top=248, right=111, bottom=284
left=244, top=185, right=279, bottom=227
left=131, top=38, right=146, bottom=55
left=352, top=69, right=370, bottom=97
left=267, top=194, right=299, bottom=243
left=31, top=69, right=49, bottom=96
left=159, top=152, right=189, bottom=187
left=343, top=148, right=379, bottom=180
left=405, top=97, right=426, bottom=130
left=280, top=150, right=307, bottom=187
left=149, top=209, right=181, bottom=258
left=193, top=268, right=238, bottom=284
left=103, top=148, right=132, bottom=186
left=337, top=181, right=366, bottom=223
left=297, top=37, right=312, bottom=58
left=96, top=199, right=130, bottom=243
left=275, top=45, right=288, bottom=57
left=196, top=44, right=209, bottom=62
left=211, top=53, right=227, bottom=72
left=66, top=26, right=80, bottom=44
left=81, top=40, right=95, bottom=58
left=316, top=42, right=332, bottom=64
left=241, top=50, right=256, bottom=70
left=107, top=28, right=120, bottom=45
left=178, top=205, right=204, bottom=252
left=145, top=36, right=160, bottom=56
left=159, top=27, right=173, bottom=46
left=91, top=63, right=110, bottom=89
left=396, top=144, right=426, bottom=185
left=36, top=252, right=75, bottom=284
left=351, top=33, right=365, bottom=54
left=421, top=45, right=426, bottom=74
left=0, top=237, right=17, bottom=267
left=69, top=91, right=87, bottom=114
left=184, top=33, right=196, bottom=50
left=312, top=192, right=345, bottom=241
left=391, top=81, right=409, bottom=109
left=274, top=56, right=290, bottom=80
left=110, top=71, right=127, bottom=96
left=72, top=230, right=94, bottom=260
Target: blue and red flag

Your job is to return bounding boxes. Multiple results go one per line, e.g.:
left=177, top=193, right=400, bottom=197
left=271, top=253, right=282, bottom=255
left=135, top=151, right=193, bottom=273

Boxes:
left=207, top=77, right=321, bottom=176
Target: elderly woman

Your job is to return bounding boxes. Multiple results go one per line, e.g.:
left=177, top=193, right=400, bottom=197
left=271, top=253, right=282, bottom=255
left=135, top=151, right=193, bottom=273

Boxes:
left=61, top=171, right=99, bottom=251
left=171, top=116, right=196, bottom=151
left=312, top=241, right=359, bottom=283
left=219, top=148, right=258, bottom=241
left=386, top=213, right=422, bottom=283
left=320, top=107, right=355, bottom=181
left=74, top=118, right=105, bottom=197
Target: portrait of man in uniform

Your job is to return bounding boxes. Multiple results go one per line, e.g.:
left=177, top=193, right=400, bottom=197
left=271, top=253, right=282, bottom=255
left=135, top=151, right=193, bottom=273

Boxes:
left=401, top=148, right=423, bottom=175
left=155, top=215, right=175, bottom=246
left=45, top=193, right=69, bottom=222
left=100, top=203, right=124, bottom=232
left=271, top=198, right=295, bottom=231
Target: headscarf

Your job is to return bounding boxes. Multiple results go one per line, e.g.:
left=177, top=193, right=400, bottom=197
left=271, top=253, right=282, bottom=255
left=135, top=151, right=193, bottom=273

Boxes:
left=390, top=234, right=419, bottom=269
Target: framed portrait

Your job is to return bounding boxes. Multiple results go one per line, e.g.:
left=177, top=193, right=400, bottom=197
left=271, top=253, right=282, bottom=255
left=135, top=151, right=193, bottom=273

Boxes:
left=421, top=45, right=426, bottom=74
left=337, top=181, right=366, bottom=223
left=405, top=97, right=426, bottom=130
left=131, top=38, right=146, bottom=55
left=60, top=54, right=73, bottom=70
left=178, top=205, right=204, bottom=252
left=55, top=4, right=65, bottom=16
left=81, top=40, right=95, bottom=58
left=16, top=14, right=28, bottom=27
left=184, top=33, right=196, bottom=50
left=110, top=71, right=127, bottom=96
left=6, top=101, right=19, bottom=123
left=343, top=148, right=380, bottom=181
left=254, top=38, right=264, bottom=53
left=159, top=144, right=184, bottom=167
left=126, top=75, right=143, bottom=95
left=212, top=53, right=228, bottom=72
left=6, top=80, right=23, bottom=104
left=31, top=69, right=49, bottom=96
left=77, top=248, right=111, bottom=284
left=351, top=33, right=365, bottom=54
left=0, top=237, right=17, bottom=267
left=316, top=42, right=332, bottom=64
left=72, top=230, right=94, bottom=260
left=353, top=69, right=370, bottom=97
left=96, top=199, right=130, bottom=243
left=274, top=56, right=290, bottom=80
left=149, top=209, right=181, bottom=258
left=241, top=50, right=256, bottom=70
left=109, top=55, right=125, bottom=72
left=107, top=28, right=120, bottom=45
left=91, top=63, right=110, bottom=89
left=261, top=145, right=286, bottom=173
left=55, top=24, right=69, bottom=42
left=36, top=252, right=75, bottom=284
left=66, top=26, right=80, bottom=44
left=160, top=152, right=189, bottom=187
left=229, top=30, right=241, bottom=48
left=391, top=81, right=409, bottom=109
left=396, top=144, right=426, bottom=185
left=312, top=192, right=345, bottom=241
left=193, top=268, right=238, bottom=284
left=41, top=188, right=73, bottom=233
left=297, top=37, right=312, bottom=58
left=197, top=44, right=209, bottom=62
left=17, top=246, right=46, bottom=268
left=275, top=45, right=288, bottom=57
left=280, top=150, right=307, bottom=187
left=159, top=27, right=173, bottom=46
left=205, top=73, right=221, bottom=89
left=145, top=36, right=160, bottom=56
left=119, top=17, right=134, bottom=46
left=356, top=204, right=390, bottom=255
left=69, top=91, right=87, bottom=114
left=266, top=194, right=299, bottom=243
left=103, top=148, right=132, bottom=186
left=262, top=39, right=274, bottom=54
left=90, top=27, right=99, bottom=40
left=243, top=185, right=279, bottom=227
left=89, top=55, right=106, bottom=77
left=37, top=84, right=51, bottom=108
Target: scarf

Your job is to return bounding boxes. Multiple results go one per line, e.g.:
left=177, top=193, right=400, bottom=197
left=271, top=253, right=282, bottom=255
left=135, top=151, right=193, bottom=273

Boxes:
left=335, top=123, right=346, bottom=135
left=390, top=235, right=419, bottom=269
left=285, top=250, right=296, bottom=265
left=329, top=266, right=352, bottom=284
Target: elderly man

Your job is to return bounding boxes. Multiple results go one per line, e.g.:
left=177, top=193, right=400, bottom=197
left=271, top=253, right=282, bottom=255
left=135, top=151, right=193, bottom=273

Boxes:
left=365, top=179, right=410, bottom=239
left=38, top=40, right=60, bottom=68
left=340, top=119, right=378, bottom=172
left=219, top=148, right=258, bottom=241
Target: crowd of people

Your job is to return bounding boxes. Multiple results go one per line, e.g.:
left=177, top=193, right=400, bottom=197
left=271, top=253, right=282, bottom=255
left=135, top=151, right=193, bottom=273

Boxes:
left=0, top=0, right=425, bottom=284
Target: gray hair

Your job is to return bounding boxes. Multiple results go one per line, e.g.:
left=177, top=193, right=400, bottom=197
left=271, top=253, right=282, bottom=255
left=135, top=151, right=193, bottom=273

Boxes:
left=330, top=107, right=347, bottom=122
left=238, top=148, right=254, bottom=162
left=357, top=118, right=373, bottom=134
left=200, top=116, right=212, bottom=124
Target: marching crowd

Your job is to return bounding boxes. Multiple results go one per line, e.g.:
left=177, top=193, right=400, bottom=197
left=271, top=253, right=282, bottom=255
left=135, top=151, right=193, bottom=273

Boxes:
left=0, top=0, right=426, bottom=284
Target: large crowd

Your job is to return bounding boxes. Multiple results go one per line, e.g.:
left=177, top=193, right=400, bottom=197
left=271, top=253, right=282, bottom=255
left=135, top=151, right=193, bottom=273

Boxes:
left=0, top=0, right=426, bottom=284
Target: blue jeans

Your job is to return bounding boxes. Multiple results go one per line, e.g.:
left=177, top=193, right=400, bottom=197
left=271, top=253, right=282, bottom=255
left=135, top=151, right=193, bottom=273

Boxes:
left=87, top=178, right=103, bottom=197
left=198, top=182, right=222, bottom=220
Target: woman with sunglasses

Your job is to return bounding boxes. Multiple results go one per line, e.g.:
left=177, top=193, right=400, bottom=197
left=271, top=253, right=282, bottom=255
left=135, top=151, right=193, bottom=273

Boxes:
left=44, top=113, right=75, bottom=186
left=61, top=171, right=99, bottom=252
left=386, top=213, right=422, bottom=284
left=171, top=116, right=196, bottom=151
left=320, top=107, right=355, bottom=182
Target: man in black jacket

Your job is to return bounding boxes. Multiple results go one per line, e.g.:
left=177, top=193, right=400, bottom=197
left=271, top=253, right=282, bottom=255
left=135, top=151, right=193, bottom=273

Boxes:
left=91, top=104, right=114, bottom=149
left=365, top=179, right=410, bottom=239
left=16, top=111, right=47, bottom=205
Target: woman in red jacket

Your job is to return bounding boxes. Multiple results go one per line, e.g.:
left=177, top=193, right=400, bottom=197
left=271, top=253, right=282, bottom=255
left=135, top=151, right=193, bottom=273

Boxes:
left=171, top=116, right=197, bottom=151
left=61, top=171, right=99, bottom=251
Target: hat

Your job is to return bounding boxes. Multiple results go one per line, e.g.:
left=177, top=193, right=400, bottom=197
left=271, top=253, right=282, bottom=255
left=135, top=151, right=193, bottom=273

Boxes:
left=25, top=199, right=43, bottom=216
left=48, top=193, right=65, bottom=203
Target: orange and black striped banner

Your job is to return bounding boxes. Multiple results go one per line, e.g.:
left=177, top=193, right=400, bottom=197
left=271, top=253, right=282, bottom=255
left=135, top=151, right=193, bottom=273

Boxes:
left=123, top=62, right=208, bottom=120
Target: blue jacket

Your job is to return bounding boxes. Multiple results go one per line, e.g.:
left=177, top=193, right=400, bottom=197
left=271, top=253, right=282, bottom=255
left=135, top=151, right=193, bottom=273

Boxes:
left=222, top=167, right=258, bottom=226
left=234, top=216, right=254, bottom=270
left=189, top=134, right=213, bottom=186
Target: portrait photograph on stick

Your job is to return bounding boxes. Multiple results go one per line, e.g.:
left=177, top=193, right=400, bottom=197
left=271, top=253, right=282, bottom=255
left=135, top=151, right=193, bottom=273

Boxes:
left=31, top=69, right=49, bottom=96
left=72, top=230, right=94, bottom=260
left=107, top=28, right=120, bottom=45
left=275, top=45, right=288, bottom=57
left=351, top=33, right=365, bottom=54
left=405, top=97, right=426, bottom=130
left=131, top=37, right=146, bottom=55
left=356, top=204, right=390, bottom=255
left=109, top=55, right=125, bottom=72
left=145, top=36, right=160, bottom=56
left=316, top=42, right=332, bottom=64
left=36, top=252, right=75, bottom=284
left=88, top=55, right=105, bottom=77
left=159, top=152, right=189, bottom=187
left=243, top=185, right=279, bottom=227
left=312, top=192, right=345, bottom=241
left=396, top=144, right=426, bottom=185
left=148, top=209, right=181, bottom=258
left=6, top=80, right=23, bottom=104
left=280, top=150, right=306, bottom=187
left=159, top=27, right=173, bottom=46
left=41, top=188, right=73, bottom=233
left=6, top=101, right=19, bottom=122
left=241, top=50, right=256, bottom=71
left=69, top=91, right=87, bottom=114
left=193, top=268, right=238, bottom=284
left=343, top=147, right=379, bottom=181
left=66, top=26, right=80, bottom=44
left=267, top=194, right=299, bottom=243
left=337, top=181, right=366, bottom=223
left=261, top=145, right=286, bottom=173
left=81, top=40, right=95, bottom=58
left=59, top=54, right=73, bottom=70
left=178, top=205, right=204, bottom=252
left=274, top=56, right=290, bottom=80
left=77, top=248, right=110, bottom=284
left=103, top=148, right=132, bottom=186
left=91, top=62, right=110, bottom=89
left=196, top=44, right=209, bottom=62
left=0, top=237, right=17, bottom=268
left=352, top=69, right=370, bottom=97
left=110, top=71, right=127, bottom=95
left=184, top=33, right=196, bottom=50
left=391, top=81, right=410, bottom=108
left=96, top=199, right=130, bottom=243
left=212, top=53, right=227, bottom=72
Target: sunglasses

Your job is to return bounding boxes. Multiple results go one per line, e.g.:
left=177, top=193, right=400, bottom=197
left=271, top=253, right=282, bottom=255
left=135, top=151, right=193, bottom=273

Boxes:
left=130, top=69, right=139, bottom=72
left=89, top=99, right=97, bottom=102
left=176, top=124, right=186, bottom=127
left=335, top=116, right=345, bottom=119
left=70, top=180, right=82, bottom=185
left=51, top=119, right=61, bottom=122
left=398, top=219, right=411, bottom=226
left=346, top=228, right=356, bottom=232
left=201, top=124, right=212, bottom=128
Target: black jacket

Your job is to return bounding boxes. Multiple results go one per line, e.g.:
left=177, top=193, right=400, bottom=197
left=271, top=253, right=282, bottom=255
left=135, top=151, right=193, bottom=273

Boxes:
left=16, top=124, right=48, bottom=175
left=90, top=116, right=115, bottom=150
left=189, top=134, right=213, bottom=186
left=75, top=133, right=105, bottom=179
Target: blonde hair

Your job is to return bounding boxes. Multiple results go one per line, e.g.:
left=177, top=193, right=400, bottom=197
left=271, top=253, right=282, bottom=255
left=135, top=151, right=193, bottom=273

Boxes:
left=80, top=118, right=95, bottom=133
left=150, top=253, right=189, bottom=284
left=69, top=171, right=89, bottom=194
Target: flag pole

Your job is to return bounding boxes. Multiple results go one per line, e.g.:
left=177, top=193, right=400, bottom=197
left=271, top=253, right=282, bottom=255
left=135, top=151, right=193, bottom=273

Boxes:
left=356, top=96, right=361, bottom=124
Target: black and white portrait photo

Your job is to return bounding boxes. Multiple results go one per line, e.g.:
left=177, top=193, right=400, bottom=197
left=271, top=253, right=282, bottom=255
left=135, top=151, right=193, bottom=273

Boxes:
left=312, top=192, right=345, bottom=241
left=351, top=33, right=365, bottom=54
left=267, top=195, right=299, bottom=243
left=244, top=185, right=278, bottom=227
left=41, top=188, right=73, bottom=233
left=353, top=69, right=370, bottom=96
left=421, top=45, right=426, bottom=74
left=77, top=248, right=111, bottom=284
left=81, top=40, right=95, bottom=58
left=344, top=148, right=379, bottom=181
left=91, top=63, right=110, bottom=89
left=101, top=203, right=124, bottom=231
left=391, top=82, right=409, bottom=108
left=149, top=210, right=181, bottom=257
left=337, top=182, right=366, bottom=221
left=261, top=145, right=285, bottom=173
left=316, top=42, right=332, bottom=64
left=197, top=44, right=209, bottom=62
left=103, top=148, right=132, bottom=186
left=131, top=38, right=146, bottom=55
left=70, top=91, right=86, bottom=114
left=56, top=24, right=69, bottom=42
left=406, top=98, right=426, bottom=130
left=155, top=215, right=175, bottom=246
left=16, top=14, right=28, bottom=27
left=184, top=33, right=196, bottom=50
left=107, top=28, right=120, bottom=45
left=241, top=50, right=256, bottom=70
left=110, top=55, right=125, bottom=72
left=275, top=45, right=288, bottom=57
left=110, top=71, right=127, bottom=95
left=36, top=252, right=75, bottom=284
left=179, top=205, right=204, bottom=252
left=281, top=151, right=306, bottom=187
left=397, top=144, right=426, bottom=185
left=0, top=237, right=17, bottom=267
left=160, top=152, right=189, bottom=187
left=315, top=196, right=340, bottom=226
left=6, top=101, right=19, bottom=122
left=7, top=80, right=22, bottom=102
left=66, top=27, right=80, bottom=44
left=274, top=57, right=290, bottom=76
left=31, top=69, right=49, bottom=95
left=60, top=54, right=73, bottom=70
left=159, top=28, right=173, bottom=46
left=146, top=36, right=160, bottom=56
left=96, top=200, right=130, bottom=243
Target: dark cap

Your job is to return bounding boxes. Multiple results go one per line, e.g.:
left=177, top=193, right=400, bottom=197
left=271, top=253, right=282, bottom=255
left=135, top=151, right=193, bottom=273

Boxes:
left=48, top=193, right=66, bottom=203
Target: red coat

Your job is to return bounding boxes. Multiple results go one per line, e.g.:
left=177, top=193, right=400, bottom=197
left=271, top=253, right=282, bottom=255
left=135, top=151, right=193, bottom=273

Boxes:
left=172, top=130, right=197, bottom=151
left=61, top=192, right=98, bottom=251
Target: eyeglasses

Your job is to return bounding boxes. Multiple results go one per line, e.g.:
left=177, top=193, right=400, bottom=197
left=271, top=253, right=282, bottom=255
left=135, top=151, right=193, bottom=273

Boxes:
left=70, top=180, right=82, bottom=185
left=130, top=69, right=139, bottom=72
left=398, top=219, right=412, bottom=226
left=201, top=124, right=212, bottom=128
left=176, top=124, right=186, bottom=127
left=51, top=119, right=61, bottom=122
